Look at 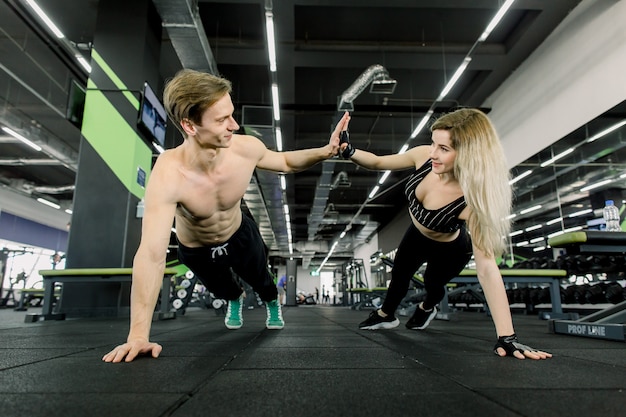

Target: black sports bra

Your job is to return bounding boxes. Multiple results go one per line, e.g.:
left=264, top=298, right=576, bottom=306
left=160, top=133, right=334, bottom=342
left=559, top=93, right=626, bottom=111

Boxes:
left=404, top=159, right=466, bottom=233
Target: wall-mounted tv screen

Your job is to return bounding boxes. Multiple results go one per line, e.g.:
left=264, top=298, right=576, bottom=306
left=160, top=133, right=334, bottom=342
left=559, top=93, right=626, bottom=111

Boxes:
left=138, top=81, right=167, bottom=148
left=66, top=79, right=86, bottom=129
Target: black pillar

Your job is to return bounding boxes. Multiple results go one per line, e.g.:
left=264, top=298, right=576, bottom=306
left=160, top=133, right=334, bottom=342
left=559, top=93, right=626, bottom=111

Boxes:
left=285, top=259, right=298, bottom=306
left=61, top=0, right=164, bottom=317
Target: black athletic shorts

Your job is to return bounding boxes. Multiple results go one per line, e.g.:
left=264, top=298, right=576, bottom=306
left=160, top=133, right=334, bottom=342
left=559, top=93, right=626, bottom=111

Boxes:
left=177, top=214, right=277, bottom=301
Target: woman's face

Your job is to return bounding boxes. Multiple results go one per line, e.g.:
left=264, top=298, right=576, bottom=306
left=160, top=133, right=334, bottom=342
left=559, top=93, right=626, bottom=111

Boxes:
left=429, top=129, right=457, bottom=175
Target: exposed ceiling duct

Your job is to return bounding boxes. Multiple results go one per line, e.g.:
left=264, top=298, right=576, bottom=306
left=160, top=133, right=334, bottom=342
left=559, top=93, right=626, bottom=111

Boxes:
left=337, top=64, right=397, bottom=112
left=153, top=0, right=219, bottom=74
left=307, top=65, right=396, bottom=256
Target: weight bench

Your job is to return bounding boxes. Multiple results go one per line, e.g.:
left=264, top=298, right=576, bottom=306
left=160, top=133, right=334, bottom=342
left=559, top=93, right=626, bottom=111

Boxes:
left=546, top=231, right=626, bottom=341
left=25, top=268, right=177, bottom=323
left=14, top=287, right=61, bottom=311
left=548, top=230, right=626, bottom=254
left=346, top=287, right=388, bottom=310
left=438, top=268, right=573, bottom=320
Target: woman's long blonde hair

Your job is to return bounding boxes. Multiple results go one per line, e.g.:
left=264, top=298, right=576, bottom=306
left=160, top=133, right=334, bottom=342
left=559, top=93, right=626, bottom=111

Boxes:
left=430, top=108, right=511, bottom=256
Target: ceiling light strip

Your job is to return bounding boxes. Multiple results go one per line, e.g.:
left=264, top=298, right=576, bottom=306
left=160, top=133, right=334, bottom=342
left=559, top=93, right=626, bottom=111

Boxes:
left=24, top=0, right=91, bottom=73
left=539, top=148, right=574, bottom=167
left=25, top=0, right=65, bottom=38
left=1, top=127, right=42, bottom=151
left=586, top=120, right=626, bottom=143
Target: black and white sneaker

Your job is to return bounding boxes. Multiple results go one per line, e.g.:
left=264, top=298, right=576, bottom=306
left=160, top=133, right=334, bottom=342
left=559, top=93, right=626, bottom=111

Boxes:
left=359, top=310, right=400, bottom=330
left=405, top=304, right=437, bottom=330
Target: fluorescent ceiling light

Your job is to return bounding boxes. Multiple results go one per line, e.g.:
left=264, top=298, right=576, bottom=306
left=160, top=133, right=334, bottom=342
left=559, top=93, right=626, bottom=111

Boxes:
left=520, top=205, right=542, bottom=215
left=37, top=197, right=60, bottom=210
left=546, top=217, right=562, bottom=225
left=75, top=54, right=91, bottom=73
left=509, top=169, right=532, bottom=185
left=398, top=144, right=409, bottom=154
left=525, top=224, right=542, bottom=232
left=368, top=185, right=380, bottom=199
left=530, top=237, right=545, bottom=243
left=275, top=127, right=283, bottom=151
left=547, top=230, right=564, bottom=239
left=580, top=179, right=613, bottom=192
left=271, top=84, right=280, bottom=121
left=478, top=0, right=516, bottom=42
left=586, top=120, right=626, bottom=143
left=436, top=57, right=471, bottom=101
left=568, top=208, right=593, bottom=217
left=280, top=175, right=286, bottom=191
left=2, top=127, right=42, bottom=151
left=25, top=0, right=65, bottom=39
left=540, top=148, right=574, bottom=167
left=549, top=226, right=582, bottom=239
left=532, top=246, right=546, bottom=252
left=153, top=143, right=164, bottom=154
left=378, top=170, right=391, bottom=185
left=265, top=12, right=277, bottom=72
left=410, top=110, right=433, bottom=139
left=509, top=230, right=523, bottom=237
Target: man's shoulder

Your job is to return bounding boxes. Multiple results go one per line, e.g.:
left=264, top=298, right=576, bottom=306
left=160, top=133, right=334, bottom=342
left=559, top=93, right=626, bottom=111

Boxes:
left=232, top=134, right=267, bottom=158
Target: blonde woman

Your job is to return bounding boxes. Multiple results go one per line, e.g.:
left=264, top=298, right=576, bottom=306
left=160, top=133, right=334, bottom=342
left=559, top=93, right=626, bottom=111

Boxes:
left=343, top=108, right=551, bottom=360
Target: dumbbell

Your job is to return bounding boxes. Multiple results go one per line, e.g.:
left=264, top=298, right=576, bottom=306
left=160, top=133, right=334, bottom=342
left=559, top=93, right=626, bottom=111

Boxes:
left=583, top=283, right=607, bottom=304
left=605, top=282, right=625, bottom=303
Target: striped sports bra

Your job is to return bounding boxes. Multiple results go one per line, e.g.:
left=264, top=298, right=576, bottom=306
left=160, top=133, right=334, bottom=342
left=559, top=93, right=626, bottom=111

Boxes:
left=404, top=159, right=466, bottom=233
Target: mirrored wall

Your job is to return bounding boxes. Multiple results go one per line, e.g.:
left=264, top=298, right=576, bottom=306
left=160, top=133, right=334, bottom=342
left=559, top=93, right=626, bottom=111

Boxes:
left=508, top=100, right=626, bottom=258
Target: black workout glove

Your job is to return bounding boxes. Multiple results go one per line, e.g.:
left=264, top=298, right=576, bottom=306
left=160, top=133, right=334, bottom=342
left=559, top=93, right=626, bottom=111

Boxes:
left=340, top=131, right=355, bottom=159
left=493, top=334, right=537, bottom=357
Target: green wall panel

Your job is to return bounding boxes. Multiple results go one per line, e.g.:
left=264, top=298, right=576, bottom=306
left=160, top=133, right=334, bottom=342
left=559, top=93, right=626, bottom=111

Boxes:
left=81, top=78, right=152, bottom=199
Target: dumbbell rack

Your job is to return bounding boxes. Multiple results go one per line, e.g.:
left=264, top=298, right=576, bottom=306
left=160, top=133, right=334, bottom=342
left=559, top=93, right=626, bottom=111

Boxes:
left=547, top=230, right=626, bottom=341
left=549, top=300, right=626, bottom=341
left=165, top=260, right=227, bottom=315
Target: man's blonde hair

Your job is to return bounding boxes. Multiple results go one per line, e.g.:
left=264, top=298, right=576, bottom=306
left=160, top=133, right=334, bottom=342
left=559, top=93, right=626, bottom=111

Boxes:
left=431, top=108, right=512, bottom=256
left=163, top=69, right=232, bottom=136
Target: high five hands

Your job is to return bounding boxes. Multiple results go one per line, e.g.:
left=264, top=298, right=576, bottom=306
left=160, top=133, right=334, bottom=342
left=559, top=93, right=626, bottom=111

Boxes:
left=329, top=112, right=351, bottom=157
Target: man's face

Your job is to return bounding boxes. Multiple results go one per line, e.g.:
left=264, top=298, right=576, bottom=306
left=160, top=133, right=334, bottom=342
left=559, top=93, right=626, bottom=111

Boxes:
left=190, top=93, right=240, bottom=148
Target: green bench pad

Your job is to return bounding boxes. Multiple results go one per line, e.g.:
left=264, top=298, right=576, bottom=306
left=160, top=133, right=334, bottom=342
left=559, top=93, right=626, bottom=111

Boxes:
left=38, top=268, right=177, bottom=277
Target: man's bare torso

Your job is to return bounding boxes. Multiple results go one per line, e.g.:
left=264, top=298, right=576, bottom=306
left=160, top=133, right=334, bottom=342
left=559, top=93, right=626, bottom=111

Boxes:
left=155, top=135, right=259, bottom=247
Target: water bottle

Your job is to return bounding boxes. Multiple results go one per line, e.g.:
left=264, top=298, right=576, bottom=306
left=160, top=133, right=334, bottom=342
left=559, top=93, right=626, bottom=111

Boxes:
left=603, top=200, right=621, bottom=232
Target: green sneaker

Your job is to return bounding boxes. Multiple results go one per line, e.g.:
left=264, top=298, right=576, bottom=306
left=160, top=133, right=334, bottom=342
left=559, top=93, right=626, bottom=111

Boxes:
left=225, top=296, right=243, bottom=329
left=265, top=299, right=284, bottom=329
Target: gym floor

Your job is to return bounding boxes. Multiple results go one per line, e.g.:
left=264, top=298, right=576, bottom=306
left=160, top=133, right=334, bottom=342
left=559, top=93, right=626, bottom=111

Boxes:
left=0, top=305, right=625, bottom=417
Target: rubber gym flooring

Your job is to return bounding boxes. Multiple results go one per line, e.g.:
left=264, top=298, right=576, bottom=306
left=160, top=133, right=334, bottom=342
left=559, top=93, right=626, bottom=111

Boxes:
left=0, top=305, right=625, bottom=417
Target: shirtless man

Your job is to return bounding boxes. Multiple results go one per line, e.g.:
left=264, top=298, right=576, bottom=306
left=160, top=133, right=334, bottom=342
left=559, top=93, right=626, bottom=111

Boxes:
left=103, top=69, right=350, bottom=363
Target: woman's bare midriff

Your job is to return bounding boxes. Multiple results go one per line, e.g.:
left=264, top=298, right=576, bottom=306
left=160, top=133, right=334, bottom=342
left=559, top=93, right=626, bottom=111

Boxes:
left=410, top=212, right=460, bottom=243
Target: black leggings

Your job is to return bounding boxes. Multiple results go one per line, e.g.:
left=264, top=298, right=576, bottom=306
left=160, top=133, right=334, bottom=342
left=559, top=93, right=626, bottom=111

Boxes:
left=177, top=215, right=277, bottom=302
left=382, top=224, right=472, bottom=315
